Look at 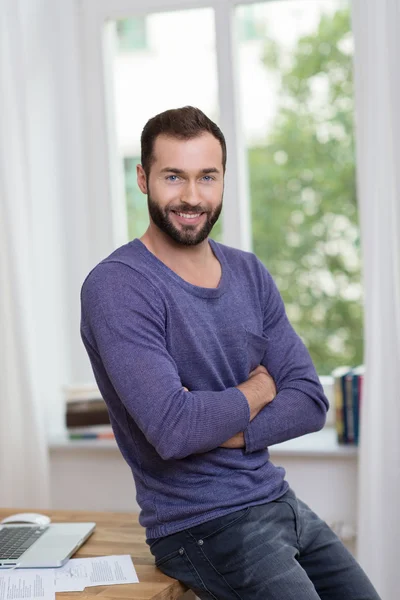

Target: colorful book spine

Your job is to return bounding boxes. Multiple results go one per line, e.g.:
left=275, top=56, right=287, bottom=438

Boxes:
left=332, top=366, right=351, bottom=444
left=345, top=372, right=354, bottom=444
left=341, top=373, right=348, bottom=443
left=331, top=365, right=364, bottom=446
left=352, top=365, right=365, bottom=445
left=335, top=377, right=345, bottom=444
left=69, top=431, right=115, bottom=440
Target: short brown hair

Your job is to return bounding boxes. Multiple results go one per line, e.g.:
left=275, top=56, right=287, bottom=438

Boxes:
left=140, top=106, right=227, bottom=177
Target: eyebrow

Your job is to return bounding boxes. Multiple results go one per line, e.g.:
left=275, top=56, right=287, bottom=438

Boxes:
left=160, top=167, right=221, bottom=175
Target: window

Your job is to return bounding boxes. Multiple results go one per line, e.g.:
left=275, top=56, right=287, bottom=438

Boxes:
left=116, top=17, right=148, bottom=52
left=109, top=8, right=222, bottom=242
left=83, top=0, right=362, bottom=378
left=238, top=5, right=267, bottom=42
left=236, top=1, right=361, bottom=375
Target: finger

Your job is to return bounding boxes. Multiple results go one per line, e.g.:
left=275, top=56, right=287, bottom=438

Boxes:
left=250, top=364, right=269, bottom=377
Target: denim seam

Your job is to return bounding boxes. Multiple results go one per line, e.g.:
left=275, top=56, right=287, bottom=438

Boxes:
left=181, top=538, right=219, bottom=600
left=195, top=507, right=251, bottom=541
left=155, top=549, right=181, bottom=568
left=187, top=531, right=243, bottom=600
left=148, top=537, right=161, bottom=551
left=276, top=499, right=302, bottom=552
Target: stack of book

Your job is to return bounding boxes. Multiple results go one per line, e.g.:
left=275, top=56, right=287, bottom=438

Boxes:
left=331, top=365, right=365, bottom=445
left=64, top=384, right=114, bottom=440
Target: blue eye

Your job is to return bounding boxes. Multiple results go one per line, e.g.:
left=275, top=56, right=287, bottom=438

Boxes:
left=202, top=175, right=214, bottom=182
left=166, top=175, right=179, bottom=182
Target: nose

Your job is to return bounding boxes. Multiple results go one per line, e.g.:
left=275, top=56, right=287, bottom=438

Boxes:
left=181, top=180, right=201, bottom=207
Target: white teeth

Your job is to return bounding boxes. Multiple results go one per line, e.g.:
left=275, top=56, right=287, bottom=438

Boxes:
left=176, top=212, right=201, bottom=219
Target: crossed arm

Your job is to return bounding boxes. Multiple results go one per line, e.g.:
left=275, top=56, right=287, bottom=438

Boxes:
left=183, top=364, right=277, bottom=449
left=81, top=263, right=329, bottom=460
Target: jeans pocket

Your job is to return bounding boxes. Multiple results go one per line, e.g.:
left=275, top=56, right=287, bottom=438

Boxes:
left=275, top=490, right=302, bottom=546
left=184, top=509, right=254, bottom=600
left=188, top=507, right=251, bottom=542
left=155, top=545, right=218, bottom=600
left=155, top=548, right=182, bottom=568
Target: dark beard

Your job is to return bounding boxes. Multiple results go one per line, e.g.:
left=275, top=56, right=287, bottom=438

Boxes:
left=147, top=191, right=223, bottom=246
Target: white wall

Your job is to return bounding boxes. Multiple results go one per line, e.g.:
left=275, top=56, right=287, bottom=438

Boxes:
left=49, top=443, right=357, bottom=554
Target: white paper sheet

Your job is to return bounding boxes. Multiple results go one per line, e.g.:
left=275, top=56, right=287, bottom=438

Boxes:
left=55, top=555, right=139, bottom=591
left=0, top=570, right=55, bottom=600
left=1, top=555, right=138, bottom=596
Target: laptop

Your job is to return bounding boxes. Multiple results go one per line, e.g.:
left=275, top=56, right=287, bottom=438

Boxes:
left=0, top=521, right=96, bottom=569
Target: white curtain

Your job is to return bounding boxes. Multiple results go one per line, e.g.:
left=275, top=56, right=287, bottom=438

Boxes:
left=0, top=1, right=50, bottom=507
left=352, top=2, right=400, bottom=599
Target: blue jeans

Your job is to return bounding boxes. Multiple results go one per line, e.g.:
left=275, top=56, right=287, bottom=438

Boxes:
left=147, top=488, right=380, bottom=599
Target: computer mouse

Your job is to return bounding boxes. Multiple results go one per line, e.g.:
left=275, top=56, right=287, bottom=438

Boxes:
left=0, top=512, right=51, bottom=526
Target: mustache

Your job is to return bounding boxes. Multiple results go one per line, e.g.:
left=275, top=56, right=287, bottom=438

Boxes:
left=168, top=206, right=208, bottom=214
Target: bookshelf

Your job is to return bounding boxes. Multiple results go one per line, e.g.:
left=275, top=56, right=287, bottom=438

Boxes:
left=49, top=426, right=357, bottom=457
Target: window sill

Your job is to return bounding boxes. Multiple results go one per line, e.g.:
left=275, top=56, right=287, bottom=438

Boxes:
left=48, top=427, right=357, bottom=458
left=48, top=434, right=119, bottom=451
left=269, top=427, right=358, bottom=458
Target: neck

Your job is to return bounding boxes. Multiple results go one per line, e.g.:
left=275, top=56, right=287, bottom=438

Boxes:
left=140, top=223, right=213, bottom=269
left=139, top=222, right=222, bottom=288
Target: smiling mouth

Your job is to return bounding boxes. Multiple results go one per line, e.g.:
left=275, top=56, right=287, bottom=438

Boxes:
left=171, top=211, right=205, bottom=222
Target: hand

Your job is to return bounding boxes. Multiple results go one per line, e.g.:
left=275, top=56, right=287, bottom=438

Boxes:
left=249, top=364, right=270, bottom=379
left=236, top=364, right=277, bottom=421
left=219, top=431, right=245, bottom=449
left=249, top=365, right=276, bottom=398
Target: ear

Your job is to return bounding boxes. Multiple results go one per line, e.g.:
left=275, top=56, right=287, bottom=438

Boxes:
left=137, top=164, right=148, bottom=194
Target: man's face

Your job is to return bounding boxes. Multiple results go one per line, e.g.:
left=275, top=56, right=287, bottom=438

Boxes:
left=137, top=133, right=224, bottom=246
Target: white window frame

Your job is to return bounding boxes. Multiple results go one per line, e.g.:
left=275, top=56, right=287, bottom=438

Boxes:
left=79, top=0, right=336, bottom=257
left=78, top=0, right=270, bottom=261
left=78, top=0, right=342, bottom=421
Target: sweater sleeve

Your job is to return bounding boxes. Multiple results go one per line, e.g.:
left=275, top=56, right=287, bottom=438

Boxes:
left=81, top=262, right=250, bottom=460
left=243, top=262, right=329, bottom=454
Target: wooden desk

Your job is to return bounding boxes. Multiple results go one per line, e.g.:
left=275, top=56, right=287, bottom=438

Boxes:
left=0, top=508, right=192, bottom=600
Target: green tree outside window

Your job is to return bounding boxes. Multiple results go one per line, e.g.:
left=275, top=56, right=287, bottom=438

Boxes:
left=117, top=17, right=147, bottom=52
left=248, top=7, right=362, bottom=374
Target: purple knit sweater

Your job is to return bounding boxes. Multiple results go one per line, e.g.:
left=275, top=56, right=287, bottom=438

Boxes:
left=80, top=238, right=328, bottom=539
